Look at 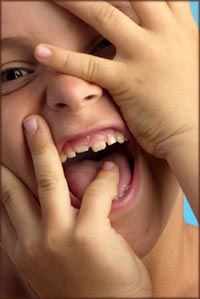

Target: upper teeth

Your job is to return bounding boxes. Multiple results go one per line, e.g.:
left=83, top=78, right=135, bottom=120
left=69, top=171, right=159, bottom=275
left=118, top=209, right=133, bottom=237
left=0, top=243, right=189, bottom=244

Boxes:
left=75, top=145, right=89, bottom=154
left=59, top=131, right=127, bottom=163
left=92, top=141, right=106, bottom=153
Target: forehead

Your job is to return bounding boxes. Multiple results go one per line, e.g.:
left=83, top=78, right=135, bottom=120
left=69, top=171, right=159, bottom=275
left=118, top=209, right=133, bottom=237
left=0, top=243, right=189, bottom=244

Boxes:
left=2, top=0, right=137, bottom=50
left=2, top=1, right=138, bottom=37
left=2, top=1, right=76, bottom=39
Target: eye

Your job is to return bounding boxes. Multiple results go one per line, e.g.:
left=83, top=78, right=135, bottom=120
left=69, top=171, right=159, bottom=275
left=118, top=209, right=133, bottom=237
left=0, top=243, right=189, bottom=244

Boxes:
left=90, top=38, right=116, bottom=59
left=1, top=63, right=37, bottom=96
left=1, top=68, right=33, bottom=83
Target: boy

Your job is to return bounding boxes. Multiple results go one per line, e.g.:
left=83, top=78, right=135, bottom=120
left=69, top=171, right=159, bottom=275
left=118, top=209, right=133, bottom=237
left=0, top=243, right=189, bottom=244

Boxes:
left=1, top=1, right=198, bottom=297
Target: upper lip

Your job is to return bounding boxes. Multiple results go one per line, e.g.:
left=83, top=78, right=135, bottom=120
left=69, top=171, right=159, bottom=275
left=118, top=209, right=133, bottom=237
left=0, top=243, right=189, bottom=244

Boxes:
left=56, top=123, right=131, bottom=154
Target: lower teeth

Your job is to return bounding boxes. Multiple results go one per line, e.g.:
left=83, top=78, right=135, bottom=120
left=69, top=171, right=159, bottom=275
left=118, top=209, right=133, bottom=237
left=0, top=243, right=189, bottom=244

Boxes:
left=114, top=185, right=130, bottom=201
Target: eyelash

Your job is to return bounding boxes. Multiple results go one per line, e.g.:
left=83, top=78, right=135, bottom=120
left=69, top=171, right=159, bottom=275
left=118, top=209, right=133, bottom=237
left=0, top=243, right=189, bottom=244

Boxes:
left=91, top=38, right=116, bottom=58
left=1, top=38, right=115, bottom=93
left=1, top=64, right=36, bottom=96
left=1, top=68, right=34, bottom=83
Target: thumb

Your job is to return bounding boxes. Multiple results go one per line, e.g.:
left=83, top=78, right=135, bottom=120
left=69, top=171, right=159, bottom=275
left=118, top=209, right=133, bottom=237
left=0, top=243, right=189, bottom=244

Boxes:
left=78, top=161, right=119, bottom=223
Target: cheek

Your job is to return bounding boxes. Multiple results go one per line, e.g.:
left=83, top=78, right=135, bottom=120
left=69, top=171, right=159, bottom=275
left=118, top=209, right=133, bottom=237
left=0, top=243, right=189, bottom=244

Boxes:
left=1, top=87, right=42, bottom=196
left=101, top=93, right=126, bottom=122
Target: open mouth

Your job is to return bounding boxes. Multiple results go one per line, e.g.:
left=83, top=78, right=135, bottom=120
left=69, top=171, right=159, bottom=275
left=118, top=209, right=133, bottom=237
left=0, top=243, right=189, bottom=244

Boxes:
left=59, top=129, right=138, bottom=210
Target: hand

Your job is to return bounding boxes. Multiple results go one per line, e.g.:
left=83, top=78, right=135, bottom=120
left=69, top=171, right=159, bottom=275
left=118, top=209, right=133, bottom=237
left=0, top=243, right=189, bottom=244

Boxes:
left=34, top=0, right=198, bottom=220
left=35, top=0, right=198, bottom=159
left=1, top=115, right=152, bottom=298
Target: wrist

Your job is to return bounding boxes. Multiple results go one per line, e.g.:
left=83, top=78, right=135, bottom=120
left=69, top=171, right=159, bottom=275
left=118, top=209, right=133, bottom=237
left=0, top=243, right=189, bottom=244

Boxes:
left=166, top=129, right=198, bottom=163
left=156, top=124, right=198, bottom=162
left=163, top=128, right=198, bottom=220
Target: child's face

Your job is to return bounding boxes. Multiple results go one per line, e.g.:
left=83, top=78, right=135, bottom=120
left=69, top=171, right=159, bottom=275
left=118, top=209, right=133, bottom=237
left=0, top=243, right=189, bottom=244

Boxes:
left=2, top=1, right=181, bottom=257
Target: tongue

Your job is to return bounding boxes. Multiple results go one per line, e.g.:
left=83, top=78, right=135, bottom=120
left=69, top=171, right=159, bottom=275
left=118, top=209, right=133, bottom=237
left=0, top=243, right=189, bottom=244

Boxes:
left=64, top=152, right=132, bottom=200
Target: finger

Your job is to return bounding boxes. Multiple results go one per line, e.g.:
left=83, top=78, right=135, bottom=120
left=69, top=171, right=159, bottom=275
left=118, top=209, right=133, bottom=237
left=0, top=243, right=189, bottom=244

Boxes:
left=35, top=45, right=127, bottom=91
left=167, top=1, right=194, bottom=21
left=1, top=207, right=17, bottom=255
left=23, top=115, right=74, bottom=230
left=1, top=165, right=41, bottom=239
left=130, top=1, right=173, bottom=30
left=54, top=1, right=145, bottom=53
left=77, top=162, right=119, bottom=225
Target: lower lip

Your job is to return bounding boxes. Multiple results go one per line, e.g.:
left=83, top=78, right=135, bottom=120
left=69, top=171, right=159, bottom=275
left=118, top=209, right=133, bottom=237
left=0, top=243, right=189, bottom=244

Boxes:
left=68, top=141, right=140, bottom=213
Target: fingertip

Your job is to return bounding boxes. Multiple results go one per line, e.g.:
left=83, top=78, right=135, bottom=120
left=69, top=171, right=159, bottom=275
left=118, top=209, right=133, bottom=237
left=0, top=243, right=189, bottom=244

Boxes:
left=23, top=116, right=38, bottom=137
left=102, top=161, right=116, bottom=171
left=23, top=115, right=50, bottom=139
left=100, top=161, right=119, bottom=189
left=101, top=161, right=119, bottom=177
left=35, top=44, right=52, bottom=59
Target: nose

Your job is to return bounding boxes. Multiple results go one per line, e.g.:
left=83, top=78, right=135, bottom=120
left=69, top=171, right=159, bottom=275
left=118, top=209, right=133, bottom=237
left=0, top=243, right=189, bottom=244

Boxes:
left=46, top=74, right=103, bottom=111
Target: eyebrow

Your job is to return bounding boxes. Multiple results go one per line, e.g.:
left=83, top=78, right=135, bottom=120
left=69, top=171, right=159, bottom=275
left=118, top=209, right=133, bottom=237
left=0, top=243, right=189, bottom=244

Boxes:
left=1, top=4, right=138, bottom=54
left=1, top=36, right=36, bottom=52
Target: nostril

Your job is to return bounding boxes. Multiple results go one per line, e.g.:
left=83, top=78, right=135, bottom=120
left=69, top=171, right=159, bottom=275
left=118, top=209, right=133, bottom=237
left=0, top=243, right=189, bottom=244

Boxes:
left=85, top=95, right=96, bottom=100
left=56, top=103, right=67, bottom=108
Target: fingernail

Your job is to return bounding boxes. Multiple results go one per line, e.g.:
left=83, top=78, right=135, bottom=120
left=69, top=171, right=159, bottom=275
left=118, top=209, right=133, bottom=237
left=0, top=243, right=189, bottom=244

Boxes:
left=23, top=117, right=38, bottom=136
left=36, top=46, right=52, bottom=58
left=102, top=161, right=115, bottom=171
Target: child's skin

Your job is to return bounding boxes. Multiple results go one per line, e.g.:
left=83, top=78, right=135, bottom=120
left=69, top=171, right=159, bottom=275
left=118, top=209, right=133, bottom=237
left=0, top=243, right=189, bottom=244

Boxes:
left=37, top=0, right=198, bottom=217
left=1, top=1, right=198, bottom=298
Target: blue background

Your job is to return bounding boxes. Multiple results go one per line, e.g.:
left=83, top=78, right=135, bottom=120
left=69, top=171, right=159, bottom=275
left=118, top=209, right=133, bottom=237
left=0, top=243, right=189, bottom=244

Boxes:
left=184, top=1, right=198, bottom=226
left=190, top=1, right=199, bottom=25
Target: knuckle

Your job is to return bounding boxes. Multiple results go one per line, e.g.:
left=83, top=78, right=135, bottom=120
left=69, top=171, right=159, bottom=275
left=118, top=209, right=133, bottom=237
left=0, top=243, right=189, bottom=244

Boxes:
left=21, top=238, right=40, bottom=260
left=85, top=180, right=109, bottom=196
left=103, top=175, right=116, bottom=184
left=31, top=141, right=48, bottom=157
left=139, top=33, right=161, bottom=61
left=85, top=177, right=117, bottom=200
left=74, top=225, right=98, bottom=243
left=44, top=234, right=58, bottom=252
left=145, top=41, right=161, bottom=62
left=93, top=3, right=117, bottom=27
left=37, top=173, right=61, bottom=193
left=87, top=187, right=109, bottom=200
left=73, top=227, right=90, bottom=245
left=95, top=176, right=115, bottom=188
left=1, top=186, right=17, bottom=209
left=62, top=51, right=70, bottom=73
left=84, top=185, right=98, bottom=199
left=73, top=227, right=98, bottom=253
left=43, top=231, right=64, bottom=254
left=85, top=58, right=98, bottom=80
